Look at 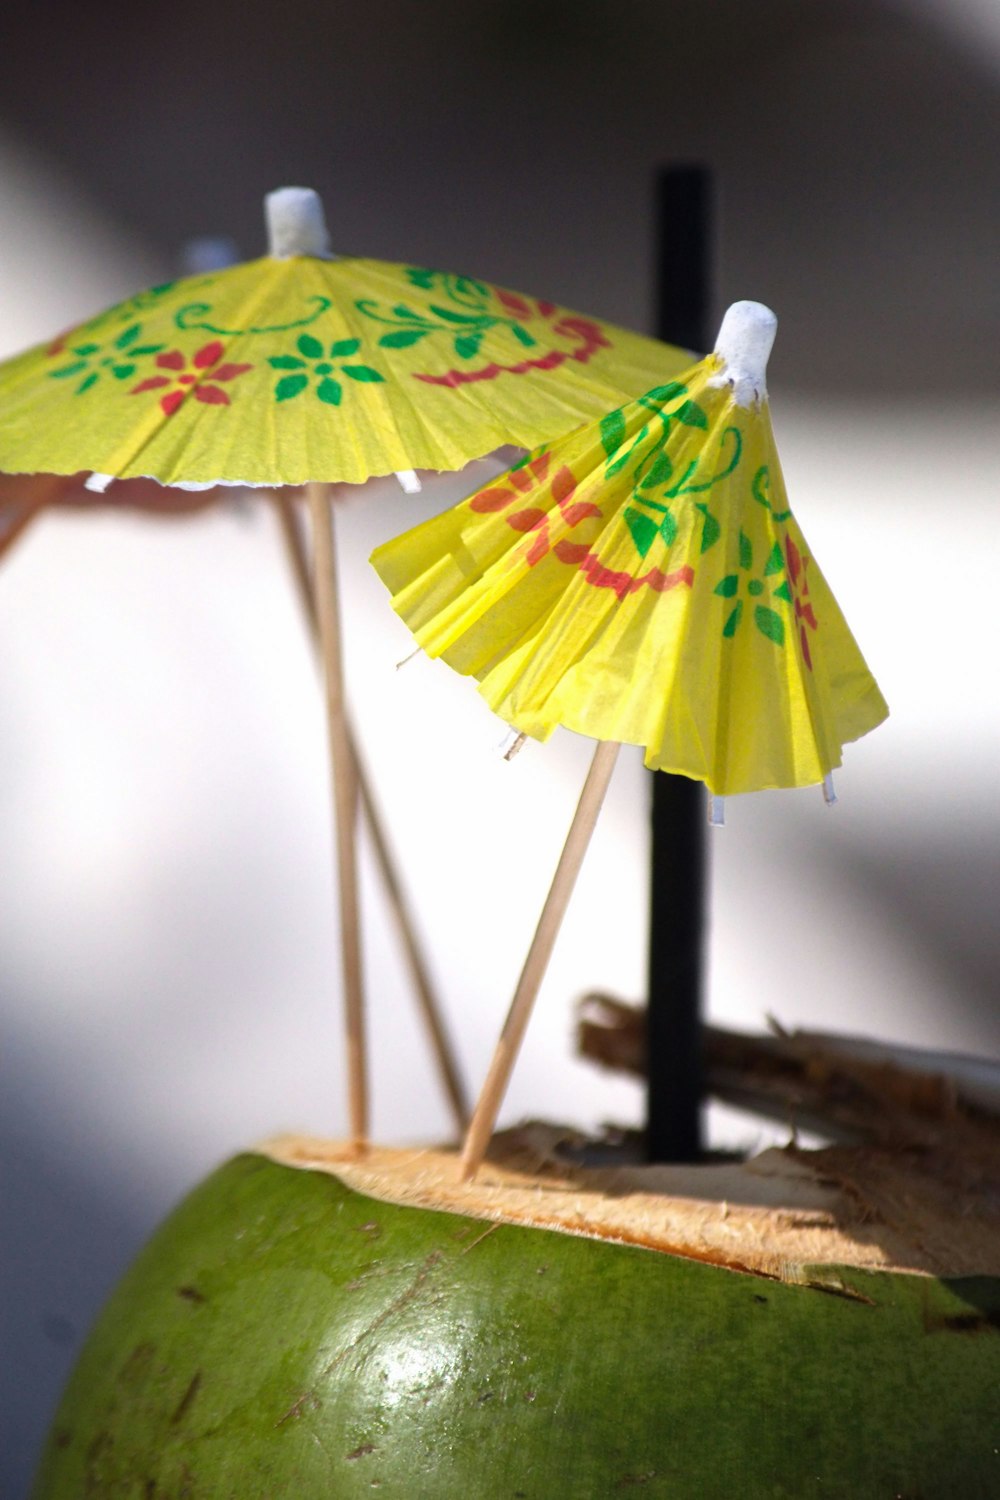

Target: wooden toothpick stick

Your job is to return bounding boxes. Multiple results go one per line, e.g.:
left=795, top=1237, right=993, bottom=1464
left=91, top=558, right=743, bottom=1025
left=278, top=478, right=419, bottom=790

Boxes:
left=273, top=491, right=469, bottom=1134
left=459, top=739, right=622, bottom=1181
left=307, top=481, right=367, bottom=1151
left=272, top=490, right=315, bottom=628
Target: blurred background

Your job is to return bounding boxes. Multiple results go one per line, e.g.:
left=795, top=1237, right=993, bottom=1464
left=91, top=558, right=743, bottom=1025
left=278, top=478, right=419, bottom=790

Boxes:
left=1, top=0, right=998, bottom=1492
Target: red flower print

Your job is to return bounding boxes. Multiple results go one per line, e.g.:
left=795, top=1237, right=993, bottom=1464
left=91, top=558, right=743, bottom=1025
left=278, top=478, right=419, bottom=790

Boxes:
left=470, top=452, right=601, bottom=566
left=469, top=449, right=696, bottom=600
left=131, top=341, right=252, bottom=417
left=784, top=535, right=818, bottom=669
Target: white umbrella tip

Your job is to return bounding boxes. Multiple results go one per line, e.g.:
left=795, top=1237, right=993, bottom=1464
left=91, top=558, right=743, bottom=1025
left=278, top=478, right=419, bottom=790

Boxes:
left=265, top=187, right=331, bottom=259
left=710, top=300, right=777, bottom=407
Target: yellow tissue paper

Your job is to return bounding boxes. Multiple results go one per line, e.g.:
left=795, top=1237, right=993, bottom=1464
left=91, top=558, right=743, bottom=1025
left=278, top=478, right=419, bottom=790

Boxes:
left=371, top=355, right=888, bottom=796
left=0, top=259, right=689, bottom=488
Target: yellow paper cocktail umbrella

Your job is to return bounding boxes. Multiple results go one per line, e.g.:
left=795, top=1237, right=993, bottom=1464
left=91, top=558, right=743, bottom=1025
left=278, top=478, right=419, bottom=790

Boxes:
left=371, top=300, right=888, bottom=1174
left=0, top=188, right=691, bottom=1150
left=372, top=300, right=887, bottom=798
left=0, top=194, right=688, bottom=488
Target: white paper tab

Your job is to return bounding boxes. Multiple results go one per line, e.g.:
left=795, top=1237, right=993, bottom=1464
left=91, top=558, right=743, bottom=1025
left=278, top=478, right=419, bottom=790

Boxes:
left=709, top=301, right=777, bottom=408
left=265, top=187, right=331, bottom=260
left=708, top=795, right=726, bottom=827
left=395, top=470, right=422, bottom=494
left=84, top=472, right=114, bottom=493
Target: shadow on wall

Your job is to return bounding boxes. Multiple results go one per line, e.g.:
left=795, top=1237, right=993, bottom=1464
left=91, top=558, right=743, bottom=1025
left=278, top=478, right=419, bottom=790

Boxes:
left=0, top=1025, right=161, bottom=1500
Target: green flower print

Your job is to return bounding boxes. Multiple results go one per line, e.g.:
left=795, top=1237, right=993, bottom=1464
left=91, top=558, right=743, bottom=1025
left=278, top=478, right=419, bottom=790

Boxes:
left=48, top=323, right=165, bottom=395
left=268, top=335, right=385, bottom=406
left=714, top=532, right=792, bottom=644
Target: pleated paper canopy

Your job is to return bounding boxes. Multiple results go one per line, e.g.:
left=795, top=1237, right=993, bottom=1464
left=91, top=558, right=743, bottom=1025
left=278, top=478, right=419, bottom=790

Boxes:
left=371, top=303, right=888, bottom=797
left=0, top=189, right=690, bottom=492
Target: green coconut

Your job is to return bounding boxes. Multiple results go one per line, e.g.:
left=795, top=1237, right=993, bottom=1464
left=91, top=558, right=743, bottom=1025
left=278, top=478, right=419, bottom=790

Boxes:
left=33, top=1130, right=1000, bottom=1498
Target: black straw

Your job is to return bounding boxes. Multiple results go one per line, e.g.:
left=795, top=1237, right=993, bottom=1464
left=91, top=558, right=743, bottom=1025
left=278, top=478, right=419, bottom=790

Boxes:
left=645, top=165, right=712, bottom=1163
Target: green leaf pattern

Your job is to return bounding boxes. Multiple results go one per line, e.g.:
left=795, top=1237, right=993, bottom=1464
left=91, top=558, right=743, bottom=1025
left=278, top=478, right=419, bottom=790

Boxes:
left=694, top=503, right=721, bottom=554
left=355, top=269, right=540, bottom=361
left=623, top=505, right=677, bottom=559
left=596, top=383, right=795, bottom=647
left=600, top=385, right=741, bottom=510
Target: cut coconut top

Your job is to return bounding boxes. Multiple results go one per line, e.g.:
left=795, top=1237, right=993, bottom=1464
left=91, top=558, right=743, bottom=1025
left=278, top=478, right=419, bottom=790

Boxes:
left=259, top=1123, right=1000, bottom=1282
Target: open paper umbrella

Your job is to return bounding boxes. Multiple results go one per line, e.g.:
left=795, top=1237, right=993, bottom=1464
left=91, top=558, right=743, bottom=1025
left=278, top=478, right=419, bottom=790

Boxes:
left=0, top=192, right=689, bottom=488
left=0, top=187, right=690, bottom=1150
left=371, top=300, right=888, bottom=1174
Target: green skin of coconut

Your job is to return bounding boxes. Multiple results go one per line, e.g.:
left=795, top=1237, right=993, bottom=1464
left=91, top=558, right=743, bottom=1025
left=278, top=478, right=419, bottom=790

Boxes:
left=33, top=1152, right=1000, bottom=1498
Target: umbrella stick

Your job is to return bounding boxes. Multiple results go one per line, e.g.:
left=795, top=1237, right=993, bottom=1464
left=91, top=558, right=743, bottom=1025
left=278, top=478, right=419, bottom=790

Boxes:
left=273, top=492, right=469, bottom=1134
left=272, top=490, right=315, bottom=628
left=307, top=481, right=367, bottom=1150
left=460, top=739, right=621, bottom=1181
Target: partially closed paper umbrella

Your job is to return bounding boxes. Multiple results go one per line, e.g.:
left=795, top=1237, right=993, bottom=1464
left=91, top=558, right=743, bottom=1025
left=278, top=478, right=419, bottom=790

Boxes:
left=0, top=188, right=691, bottom=1150
left=371, top=300, right=888, bottom=1175
left=372, top=300, right=887, bottom=798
